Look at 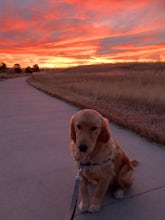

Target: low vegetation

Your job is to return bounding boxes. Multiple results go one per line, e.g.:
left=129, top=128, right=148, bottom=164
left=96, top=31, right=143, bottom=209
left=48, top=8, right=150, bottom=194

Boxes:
left=27, top=63, right=165, bottom=145
left=0, top=62, right=40, bottom=80
left=0, top=72, right=32, bottom=80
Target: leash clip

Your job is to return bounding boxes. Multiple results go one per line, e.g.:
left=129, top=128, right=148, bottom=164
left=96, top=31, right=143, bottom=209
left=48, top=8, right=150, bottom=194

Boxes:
left=75, top=167, right=82, bottom=181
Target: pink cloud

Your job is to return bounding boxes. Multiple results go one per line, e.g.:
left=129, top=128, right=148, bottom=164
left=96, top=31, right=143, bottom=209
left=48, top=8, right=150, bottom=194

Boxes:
left=0, top=0, right=165, bottom=67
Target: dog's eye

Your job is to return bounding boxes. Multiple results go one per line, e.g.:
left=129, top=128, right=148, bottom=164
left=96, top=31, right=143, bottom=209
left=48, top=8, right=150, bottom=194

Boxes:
left=77, top=124, right=81, bottom=129
left=92, top=126, right=97, bottom=131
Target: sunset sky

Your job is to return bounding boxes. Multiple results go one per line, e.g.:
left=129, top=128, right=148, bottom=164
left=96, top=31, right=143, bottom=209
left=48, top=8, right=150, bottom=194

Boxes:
left=0, top=0, right=165, bottom=68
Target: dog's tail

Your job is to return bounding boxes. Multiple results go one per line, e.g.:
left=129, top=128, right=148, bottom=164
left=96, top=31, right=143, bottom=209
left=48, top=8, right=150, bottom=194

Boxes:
left=131, top=159, right=139, bottom=167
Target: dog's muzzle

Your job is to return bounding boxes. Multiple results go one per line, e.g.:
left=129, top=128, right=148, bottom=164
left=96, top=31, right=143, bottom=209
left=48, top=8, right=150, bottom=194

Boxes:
left=79, top=144, right=88, bottom=152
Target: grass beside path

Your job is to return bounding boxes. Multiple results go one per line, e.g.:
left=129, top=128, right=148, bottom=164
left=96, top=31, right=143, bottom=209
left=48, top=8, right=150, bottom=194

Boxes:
left=0, top=72, right=32, bottom=80
left=27, top=63, right=165, bottom=146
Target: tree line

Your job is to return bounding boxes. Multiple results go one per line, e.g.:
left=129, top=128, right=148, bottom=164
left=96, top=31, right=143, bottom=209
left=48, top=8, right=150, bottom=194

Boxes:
left=0, top=62, right=40, bottom=73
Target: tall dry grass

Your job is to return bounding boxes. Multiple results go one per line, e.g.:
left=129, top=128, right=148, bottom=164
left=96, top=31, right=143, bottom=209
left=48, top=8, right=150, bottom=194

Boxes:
left=27, top=63, right=165, bottom=145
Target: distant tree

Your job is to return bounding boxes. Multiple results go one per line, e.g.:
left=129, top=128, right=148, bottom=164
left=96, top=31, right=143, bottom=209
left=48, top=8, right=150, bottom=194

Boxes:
left=25, top=66, right=33, bottom=73
left=33, top=64, right=40, bottom=72
left=0, top=62, right=7, bottom=72
left=13, top=63, right=22, bottom=73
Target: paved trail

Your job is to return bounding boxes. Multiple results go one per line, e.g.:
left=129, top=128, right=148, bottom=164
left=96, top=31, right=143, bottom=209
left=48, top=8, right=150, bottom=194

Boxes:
left=0, top=77, right=165, bottom=220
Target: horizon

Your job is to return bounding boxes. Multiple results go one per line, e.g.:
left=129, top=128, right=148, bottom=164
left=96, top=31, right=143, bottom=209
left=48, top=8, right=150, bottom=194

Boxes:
left=1, top=61, right=165, bottom=71
left=0, top=0, right=165, bottom=68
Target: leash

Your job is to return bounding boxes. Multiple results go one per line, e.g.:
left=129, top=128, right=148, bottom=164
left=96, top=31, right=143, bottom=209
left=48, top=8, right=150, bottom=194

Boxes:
left=64, top=167, right=82, bottom=220
left=64, top=158, right=111, bottom=219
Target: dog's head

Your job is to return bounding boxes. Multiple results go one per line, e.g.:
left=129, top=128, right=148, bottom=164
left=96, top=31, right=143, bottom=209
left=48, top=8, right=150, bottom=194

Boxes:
left=70, top=109, right=111, bottom=160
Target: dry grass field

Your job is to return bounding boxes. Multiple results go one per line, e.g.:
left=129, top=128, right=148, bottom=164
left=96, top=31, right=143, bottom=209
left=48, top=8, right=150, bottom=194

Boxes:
left=27, top=63, right=165, bottom=145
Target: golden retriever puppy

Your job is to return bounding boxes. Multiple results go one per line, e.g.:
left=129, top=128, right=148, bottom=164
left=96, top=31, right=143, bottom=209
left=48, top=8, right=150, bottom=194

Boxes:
left=70, top=109, right=137, bottom=213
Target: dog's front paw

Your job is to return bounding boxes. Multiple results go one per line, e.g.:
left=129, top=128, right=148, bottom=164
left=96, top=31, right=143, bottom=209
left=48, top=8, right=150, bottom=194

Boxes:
left=88, top=203, right=101, bottom=213
left=114, top=189, right=124, bottom=199
left=79, top=201, right=89, bottom=212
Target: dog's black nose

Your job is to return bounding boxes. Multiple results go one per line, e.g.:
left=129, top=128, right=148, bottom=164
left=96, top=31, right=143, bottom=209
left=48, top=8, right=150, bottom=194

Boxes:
left=79, top=144, right=88, bottom=152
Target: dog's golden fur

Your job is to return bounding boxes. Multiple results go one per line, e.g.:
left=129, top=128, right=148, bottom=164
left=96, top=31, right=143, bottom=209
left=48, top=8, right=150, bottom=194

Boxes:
left=70, top=109, right=137, bottom=213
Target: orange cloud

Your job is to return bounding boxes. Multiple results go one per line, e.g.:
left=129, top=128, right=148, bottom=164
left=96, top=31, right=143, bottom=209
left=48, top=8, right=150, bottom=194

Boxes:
left=0, top=0, right=165, bottom=67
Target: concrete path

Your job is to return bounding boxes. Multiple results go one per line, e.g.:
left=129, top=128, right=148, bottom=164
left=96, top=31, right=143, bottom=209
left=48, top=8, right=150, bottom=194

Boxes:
left=0, top=77, right=165, bottom=220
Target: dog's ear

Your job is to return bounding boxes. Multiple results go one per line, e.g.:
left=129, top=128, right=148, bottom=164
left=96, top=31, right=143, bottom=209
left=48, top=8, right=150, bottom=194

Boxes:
left=70, top=115, right=76, bottom=143
left=98, top=117, right=111, bottom=143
